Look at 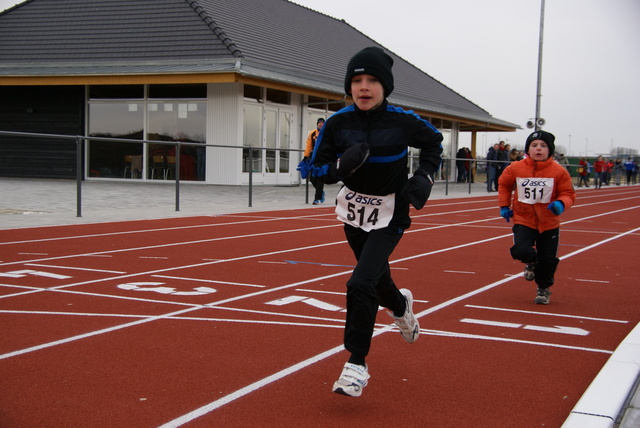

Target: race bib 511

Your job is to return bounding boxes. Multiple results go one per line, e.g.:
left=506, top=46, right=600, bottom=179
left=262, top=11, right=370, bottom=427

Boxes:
left=335, top=187, right=395, bottom=231
left=516, top=177, right=554, bottom=204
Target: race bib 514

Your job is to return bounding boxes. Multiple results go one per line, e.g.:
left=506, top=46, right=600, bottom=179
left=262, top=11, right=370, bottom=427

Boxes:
left=335, top=187, right=395, bottom=231
left=516, top=177, right=554, bottom=204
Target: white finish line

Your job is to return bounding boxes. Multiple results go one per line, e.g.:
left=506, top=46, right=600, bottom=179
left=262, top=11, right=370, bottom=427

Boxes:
left=460, top=318, right=590, bottom=336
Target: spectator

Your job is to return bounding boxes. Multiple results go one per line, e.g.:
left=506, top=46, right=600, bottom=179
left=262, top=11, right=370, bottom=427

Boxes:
left=556, top=152, right=570, bottom=173
left=486, top=143, right=499, bottom=192
left=603, top=158, right=613, bottom=185
left=624, top=157, right=636, bottom=185
left=594, top=155, right=605, bottom=188
left=456, top=147, right=467, bottom=183
left=464, top=147, right=474, bottom=183
left=509, top=148, right=520, bottom=163
left=612, top=158, right=624, bottom=185
left=496, top=141, right=508, bottom=181
left=302, top=118, right=326, bottom=204
left=577, top=157, right=589, bottom=187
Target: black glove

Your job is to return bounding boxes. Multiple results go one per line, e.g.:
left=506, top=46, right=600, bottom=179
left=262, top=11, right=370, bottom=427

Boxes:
left=402, top=171, right=433, bottom=210
left=337, top=143, right=370, bottom=178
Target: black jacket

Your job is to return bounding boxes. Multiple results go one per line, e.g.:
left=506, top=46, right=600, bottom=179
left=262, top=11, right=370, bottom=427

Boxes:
left=312, top=100, right=442, bottom=194
left=311, top=100, right=442, bottom=227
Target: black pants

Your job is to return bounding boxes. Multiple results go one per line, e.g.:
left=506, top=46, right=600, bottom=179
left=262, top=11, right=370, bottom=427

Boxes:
left=311, top=176, right=324, bottom=201
left=510, top=224, right=560, bottom=288
left=343, top=224, right=407, bottom=360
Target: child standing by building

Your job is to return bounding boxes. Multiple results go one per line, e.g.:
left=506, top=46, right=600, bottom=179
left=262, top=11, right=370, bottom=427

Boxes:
left=309, top=46, right=443, bottom=397
left=302, top=117, right=326, bottom=204
left=498, top=131, right=576, bottom=304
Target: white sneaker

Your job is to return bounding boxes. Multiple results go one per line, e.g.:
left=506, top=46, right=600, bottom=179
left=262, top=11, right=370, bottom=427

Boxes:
left=387, top=288, right=420, bottom=343
left=524, top=264, right=536, bottom=281
left=332, top=362, right=370, bottom=397
left=534, top=287, right=551, bottom=305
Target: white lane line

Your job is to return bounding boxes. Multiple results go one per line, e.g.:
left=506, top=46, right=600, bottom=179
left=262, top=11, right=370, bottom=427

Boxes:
left=424, top=329, right=612, bottom=354
left=2, top=221, right=637, bottom=359
left=461, top=318, right=520, bottom=328
left=465, top=305, right=629, bottom=324
left=159, top=226, right=640, bottom=427
left=0, top=309, right=347, bottom=330
left=295, top=288, right=345, bottom=296
left=460, top=318, right=590, bottom=336
left=2, top=208, right=638, bottom=425
left=152, top=275, right=265, bottom=289
left=26, top=263, right=126, bottom=274
left=0, top=223, right=341, bottom=267
left=0, top=215, right=326, bottom=246
left=0, top=305, right=204, bottom=361
left=0, top=221, right=508, bottom=362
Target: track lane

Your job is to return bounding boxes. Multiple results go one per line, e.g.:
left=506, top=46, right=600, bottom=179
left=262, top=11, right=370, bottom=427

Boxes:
left=0, top=188, right=639, bottom=427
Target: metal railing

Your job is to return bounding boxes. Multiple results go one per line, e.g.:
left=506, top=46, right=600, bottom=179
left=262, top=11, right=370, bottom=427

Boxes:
left=3, top=130, right=633, bottom=218
left=0, top=130, right=307, bottom=216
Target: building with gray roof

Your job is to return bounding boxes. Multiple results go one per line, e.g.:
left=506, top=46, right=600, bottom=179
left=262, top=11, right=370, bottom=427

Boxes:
left=0, top=0, right=517, bottom=184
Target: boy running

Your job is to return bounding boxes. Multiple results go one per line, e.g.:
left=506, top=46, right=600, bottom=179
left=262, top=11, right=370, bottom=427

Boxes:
left=498, top=131, right=576, bottom=304
left=309, top=46, right=443, bottom=397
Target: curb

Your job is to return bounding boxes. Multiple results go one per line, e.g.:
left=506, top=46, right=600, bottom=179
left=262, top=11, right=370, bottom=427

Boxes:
left=562, top=322, right=640, bottom=428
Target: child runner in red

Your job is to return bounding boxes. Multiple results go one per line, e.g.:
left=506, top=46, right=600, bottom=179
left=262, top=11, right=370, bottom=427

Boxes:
left=309, top=46, right=443, bottom=397
left=498, top=131, right=576, bottom=304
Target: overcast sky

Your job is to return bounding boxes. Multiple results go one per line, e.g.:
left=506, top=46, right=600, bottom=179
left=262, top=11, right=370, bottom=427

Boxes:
left=292, top=0, right=640, bottom=157
left=2, top=0, right=639, bottom=157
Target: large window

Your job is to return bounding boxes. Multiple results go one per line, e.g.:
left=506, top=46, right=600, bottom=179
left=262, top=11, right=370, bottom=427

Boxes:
left=87, top=84, right=206, bottom=181
left=148, top=102, right=206, bottom=180
left=88, top=102, right=143, bottom=178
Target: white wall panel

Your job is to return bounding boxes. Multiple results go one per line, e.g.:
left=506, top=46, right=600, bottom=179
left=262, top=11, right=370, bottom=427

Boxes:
left=207, top=83, right=242, bottom=185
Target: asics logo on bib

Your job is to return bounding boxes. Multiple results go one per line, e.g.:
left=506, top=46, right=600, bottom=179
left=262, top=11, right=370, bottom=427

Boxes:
left=520, top=179, right=548, bottom=187
left=345, top=191, right=383, bottom=206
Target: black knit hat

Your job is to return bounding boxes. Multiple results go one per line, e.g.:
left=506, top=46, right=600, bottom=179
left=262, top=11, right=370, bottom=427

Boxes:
left=344, top=47, right=394, bottom=98
left=525, top=130, right=555, bottom=158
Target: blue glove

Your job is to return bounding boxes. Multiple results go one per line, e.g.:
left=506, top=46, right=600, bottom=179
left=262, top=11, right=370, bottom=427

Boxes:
left=311, top=163, right=331, bottom=178
left=500, top=206, right=513, bottom=222
left=296, top=159, right=311, bottom=179
left=547, top=200, right=565, bottom=215
left=311, top=163, right=340, bottom=183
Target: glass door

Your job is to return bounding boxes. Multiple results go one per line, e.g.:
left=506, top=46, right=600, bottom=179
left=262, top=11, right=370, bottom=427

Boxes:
left=265, top=109, right=277, bottom=174
left=242, top=104, right=293, bottom=184
left=265, top=107, right=293, bottom=184
left=278, top=110, right=292, bottom=176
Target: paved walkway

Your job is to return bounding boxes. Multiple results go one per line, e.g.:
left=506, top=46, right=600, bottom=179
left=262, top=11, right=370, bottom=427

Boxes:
left=0, top=177, right=486, bottom=229
left=0, top=177, right=638, bottom=427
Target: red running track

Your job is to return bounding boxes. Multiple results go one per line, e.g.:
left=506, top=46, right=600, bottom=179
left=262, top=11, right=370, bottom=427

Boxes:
left=1, top=186, right=639, bottom=427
